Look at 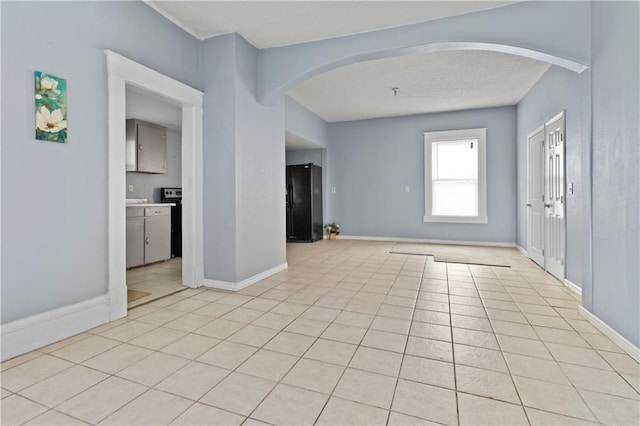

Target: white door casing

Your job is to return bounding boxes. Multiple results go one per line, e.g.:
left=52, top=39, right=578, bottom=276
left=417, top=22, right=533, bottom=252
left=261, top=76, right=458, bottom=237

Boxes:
left=544, top=112, right=566, bottom=280
left=527, top=125, right=545, bottom=267
left=106, top=50, right=204, bottom=320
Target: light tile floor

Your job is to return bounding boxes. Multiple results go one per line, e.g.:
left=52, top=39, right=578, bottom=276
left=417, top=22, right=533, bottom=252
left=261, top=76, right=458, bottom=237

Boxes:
left=2, top=240, right=639, bottom=425
left=127, top=258, right=185, bottom=309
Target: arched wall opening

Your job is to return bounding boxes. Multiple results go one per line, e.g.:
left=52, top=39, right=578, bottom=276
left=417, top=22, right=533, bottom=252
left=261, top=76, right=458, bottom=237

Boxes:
left=262, top=42, right=588, bottom=105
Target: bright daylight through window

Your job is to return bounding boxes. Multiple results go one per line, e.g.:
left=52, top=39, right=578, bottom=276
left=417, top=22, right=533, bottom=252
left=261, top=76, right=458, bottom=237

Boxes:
left=424, top=128, right=487, bottom=224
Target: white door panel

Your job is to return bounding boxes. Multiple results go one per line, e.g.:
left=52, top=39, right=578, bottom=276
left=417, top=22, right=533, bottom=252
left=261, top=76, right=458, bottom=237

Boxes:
left=545, top=113, right=565, bottom=280
left=527, top=127, right=545, bottom=267
left=527, top=112, right=565, bottom=281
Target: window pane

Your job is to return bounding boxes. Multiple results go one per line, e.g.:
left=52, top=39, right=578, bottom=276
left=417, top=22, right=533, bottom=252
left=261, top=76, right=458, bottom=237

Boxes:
left=432, top=181, right=478, bottom=216
left=432, top=140, right=478, bottom=180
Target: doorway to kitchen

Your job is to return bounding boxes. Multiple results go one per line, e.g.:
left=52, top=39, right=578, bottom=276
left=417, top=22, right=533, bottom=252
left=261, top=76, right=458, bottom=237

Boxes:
left=106, top=50, right=204, bottom=321
left=125, top=86, right=185, bottom=308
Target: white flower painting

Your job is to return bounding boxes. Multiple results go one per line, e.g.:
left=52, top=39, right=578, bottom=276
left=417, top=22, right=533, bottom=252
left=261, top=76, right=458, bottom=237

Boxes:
left=35, top=71, right=67, bottom=143
left=36, top=106, right=67, bottom=133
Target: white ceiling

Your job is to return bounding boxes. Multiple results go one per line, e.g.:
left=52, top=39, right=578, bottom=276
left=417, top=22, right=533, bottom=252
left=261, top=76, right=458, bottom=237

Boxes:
left=126, top=85, right=182, bottom=130
left=147, top=1, right=516, bottom=48
left=287, top=50, right=550, bottom=122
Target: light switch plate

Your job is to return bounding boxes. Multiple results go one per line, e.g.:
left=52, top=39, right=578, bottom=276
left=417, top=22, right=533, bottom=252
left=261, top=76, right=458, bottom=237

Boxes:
left=128, top=184, right=134, bottom=193
left=405, top=186, right=410, bottom=193
left=568, top=183, right=574, bottom=194
left=331, top=187, right=336, bottom=194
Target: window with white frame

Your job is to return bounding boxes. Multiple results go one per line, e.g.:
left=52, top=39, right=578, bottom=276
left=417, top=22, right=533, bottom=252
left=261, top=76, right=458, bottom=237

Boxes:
left=423, top=128, right=488, bottom=224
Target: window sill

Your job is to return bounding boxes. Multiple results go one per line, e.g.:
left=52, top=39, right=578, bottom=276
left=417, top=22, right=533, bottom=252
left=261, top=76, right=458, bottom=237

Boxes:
left=423, top=215, right=488, bottom=224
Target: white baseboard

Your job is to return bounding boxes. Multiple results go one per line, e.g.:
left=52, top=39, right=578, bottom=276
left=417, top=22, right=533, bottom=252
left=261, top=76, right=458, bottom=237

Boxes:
left=563, top=279, right=582, bottom=296
left=337, top=235, right=516, bottom=248
left=204, top=262, right=288, bottom=292
left=579, top=306, right=640, bottom=362
left=516, top=245, right=528, bottom=256
left=0, top=295, right=110, bottom=362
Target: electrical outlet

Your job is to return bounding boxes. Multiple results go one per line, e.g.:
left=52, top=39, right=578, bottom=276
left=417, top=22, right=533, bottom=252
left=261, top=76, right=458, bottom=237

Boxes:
left=128, top=184, right=134, bottom=193
left=331, top=187, right=336, bottom=194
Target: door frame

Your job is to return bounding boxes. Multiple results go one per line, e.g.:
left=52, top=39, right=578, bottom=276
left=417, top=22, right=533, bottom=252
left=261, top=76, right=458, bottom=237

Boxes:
left=526, top=124, right=545, bottom=265
left=105, top=50, right=204, bottom=320
left=526, top=112, right=566, bottom=281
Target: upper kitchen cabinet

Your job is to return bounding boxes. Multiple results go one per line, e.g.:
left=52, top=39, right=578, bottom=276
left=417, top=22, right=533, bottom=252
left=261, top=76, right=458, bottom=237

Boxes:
left=126, top=119, right=167, bottom=174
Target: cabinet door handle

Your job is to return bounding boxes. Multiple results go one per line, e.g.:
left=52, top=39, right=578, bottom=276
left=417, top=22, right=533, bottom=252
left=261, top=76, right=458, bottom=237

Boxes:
left=145, top=238, right=150, bottom=245
left=526, top=203, right=532, bottom=207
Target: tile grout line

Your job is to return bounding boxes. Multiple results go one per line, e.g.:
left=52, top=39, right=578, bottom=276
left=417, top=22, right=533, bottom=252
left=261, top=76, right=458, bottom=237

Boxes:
left=470, top=265, right=532, bottom=425
left=446, top=261, right=462, bottom=426
left=311, top=259, right=406, bottom=425
left=383, top=254, right=426, bottom=426
left=512, top=268, right=614, bottom=423
left=245, top=249, right=388, bottom=416
left=238, top=246, right=405, bottom=424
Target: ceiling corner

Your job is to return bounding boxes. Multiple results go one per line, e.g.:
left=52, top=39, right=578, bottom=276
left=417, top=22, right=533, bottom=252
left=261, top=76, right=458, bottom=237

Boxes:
left=144, top=1, right=206, bottom=41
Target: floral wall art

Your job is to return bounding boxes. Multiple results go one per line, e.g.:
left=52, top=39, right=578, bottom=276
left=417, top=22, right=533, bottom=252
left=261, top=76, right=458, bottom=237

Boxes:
left=35, top=71, right=67, bottom=143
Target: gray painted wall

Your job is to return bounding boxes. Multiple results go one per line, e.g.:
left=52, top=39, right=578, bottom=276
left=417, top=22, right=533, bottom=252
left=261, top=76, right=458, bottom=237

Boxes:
left=202, top=34, right=238, bottom=283
left=285, top=97, right=328, bottom=148
left=234, top=36, right=286, bottom=281
left=327, top=106, right=516, bottom=243
left=516, top=66, right=591, bottom=288
left=202, top=34, right=286, bottom=283
left=286, top=149, right=323, bottom=166
left=284, top=98, right=330, bottom=227
left=126, top=129, right=182, bottom=203
left=1, top=1, right=201, bottom=324
left=590, top=1, right=639, bottom=346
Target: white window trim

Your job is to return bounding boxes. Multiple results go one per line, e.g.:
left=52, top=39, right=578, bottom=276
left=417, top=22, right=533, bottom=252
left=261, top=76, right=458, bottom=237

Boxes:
left=423, top=128, right=488, bottom=224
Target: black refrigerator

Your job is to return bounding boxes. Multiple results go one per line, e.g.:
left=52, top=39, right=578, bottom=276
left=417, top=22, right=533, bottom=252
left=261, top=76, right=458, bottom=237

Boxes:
left=286, top=163, right=323, bottom=242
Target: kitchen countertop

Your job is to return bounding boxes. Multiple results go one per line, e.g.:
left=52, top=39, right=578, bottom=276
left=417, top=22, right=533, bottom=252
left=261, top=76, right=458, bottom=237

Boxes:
left=126, top=203, right=176, bottom=207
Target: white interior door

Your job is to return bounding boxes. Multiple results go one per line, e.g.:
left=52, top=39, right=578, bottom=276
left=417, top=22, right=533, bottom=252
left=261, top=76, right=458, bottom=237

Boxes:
left=527, top=127, right=545, bottom=267
left=544, top=113, right=565, bottom=280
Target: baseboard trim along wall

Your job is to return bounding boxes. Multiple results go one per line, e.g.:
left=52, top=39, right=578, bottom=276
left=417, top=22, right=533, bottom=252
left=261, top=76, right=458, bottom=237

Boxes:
left=563, top=278, right=582, bottom=296
left=337, top=235, right=516, bottom=248
left=579, top=306, right=640, bottom=362
left=516, top=245, right=528, bottom=256
left=0, top=295, right=110, bottom=362
left=204, top=262, right=288, bottom=292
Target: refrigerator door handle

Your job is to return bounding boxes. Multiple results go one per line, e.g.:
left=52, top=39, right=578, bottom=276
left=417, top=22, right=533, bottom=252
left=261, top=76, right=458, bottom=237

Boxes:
left=289, top=185, right=294, bottom=208
left=287, top=185, right=293, bottom=209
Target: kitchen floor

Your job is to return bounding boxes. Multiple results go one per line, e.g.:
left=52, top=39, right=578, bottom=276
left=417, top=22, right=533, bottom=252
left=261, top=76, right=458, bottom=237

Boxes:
left=127, top=258, right=184, bottom=309
left=2, top=240, right=638, bottom=425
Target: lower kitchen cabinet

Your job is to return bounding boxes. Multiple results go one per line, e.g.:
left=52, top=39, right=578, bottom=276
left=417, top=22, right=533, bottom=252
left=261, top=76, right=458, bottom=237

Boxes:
left=126, top=216, right=145, bottom=268
left=144, top=213, right=171, bottom=264
left=126, top=206, right=171, bottom=268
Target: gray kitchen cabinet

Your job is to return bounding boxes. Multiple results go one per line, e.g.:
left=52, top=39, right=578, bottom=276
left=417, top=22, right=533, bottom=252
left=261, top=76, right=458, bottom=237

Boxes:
left=126, top=217, right=145, bottom=268
left=126, top=119, right=166, bottom=174
left=126, top=206, right=171, bottom=268
left=143, top=208, right=171, bottom=264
